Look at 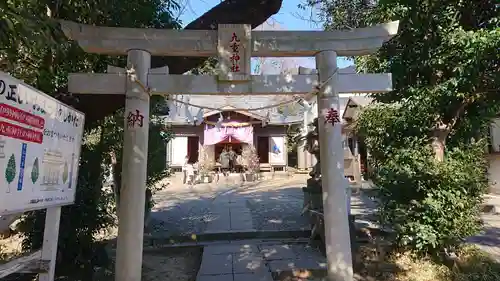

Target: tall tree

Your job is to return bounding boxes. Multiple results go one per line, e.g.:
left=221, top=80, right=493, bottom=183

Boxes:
left=1, top=1, right=181, bottom=278
left=67, top=0, right=284, bottom=124
left=360, top=1, right=498, bottom=254
left=2, top=0, right=283, bottom=124
left=310, top=0, right=500, bottom=254
left=356, top=0, right=499, bottom=160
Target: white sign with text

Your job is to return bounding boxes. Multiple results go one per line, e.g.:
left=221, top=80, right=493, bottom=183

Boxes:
left=0, top=72, right=85, bottom=215
left=269, top=136, right=285, bottom=164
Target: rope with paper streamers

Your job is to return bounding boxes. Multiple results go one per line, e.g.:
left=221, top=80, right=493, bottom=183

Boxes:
left=170, top=95, right=301, bottom=112
left=128, top=67, right=339, bottom=113
left=204, top=120, right=261, bottom=127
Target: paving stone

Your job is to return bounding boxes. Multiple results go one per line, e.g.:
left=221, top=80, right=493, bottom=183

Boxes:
left=196, top=274, right=233, bottom=281
left=228, top=228, right=257, bottom=233
left=230, top=219, right=254, bottom=231
left=204, top=244, right=257, bottom=255
left=205, top=225, right=231, bottom=232
left=229, top=204, right=248, bottom=209
left=198, top=253, right=232, bottom=275
left=205, top=216, right=231, bottom=232
left=229, top=198, right=248, bottom=204
left=230, top=206, right=252, bottom=213
left=232, top=253, right=267, bottom=274
left=267, top=258, right=328, bottom=273
left=209, top=207, right=231, bottom=217
left=203, top=229, right=233, bottom=235
left=211, top=200, right=231, bottom=207
left=229, top=239, right=264, bottom=245
left=259, top=244, right=297, bottom=260
left=233, top=273, right=274, bottom=281
left=230, top=210, right=252, bottom=217
left=290, top=244, right=327, bottom=262
left=230, top=215, right=253, bottom=225
left=230, top=226, right=256, bottom=232
left=206, top=216, right=231, bottom=224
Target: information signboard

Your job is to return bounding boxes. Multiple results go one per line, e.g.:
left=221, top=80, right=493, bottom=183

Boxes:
left=0, top=72, right=85, bottom=215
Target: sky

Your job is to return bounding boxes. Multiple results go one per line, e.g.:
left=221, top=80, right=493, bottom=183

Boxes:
left=174, top=0, right=354, bottom=72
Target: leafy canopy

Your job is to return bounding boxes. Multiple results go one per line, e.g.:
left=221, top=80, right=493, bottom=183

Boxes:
left=3, top=0, right=181, bottom=277
left=310, top=0, right=499, bottom=255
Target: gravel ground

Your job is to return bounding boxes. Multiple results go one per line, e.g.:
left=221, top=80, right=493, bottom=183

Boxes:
left=147, top=202, right=213, bottom=236
left=100, top=247, right=202, bottom=281
left=1, top=228, right=202, bottom=281
left=142, top=247, right=202, bottom=281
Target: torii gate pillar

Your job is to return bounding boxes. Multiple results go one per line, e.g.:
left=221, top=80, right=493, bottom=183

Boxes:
left=316, top=50, right=354, bottom=281
left=115, top=49, right=151, bottom=281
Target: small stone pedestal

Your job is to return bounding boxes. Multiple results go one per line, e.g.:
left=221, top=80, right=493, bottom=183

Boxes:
left=244, top=173, right=256, bottom=182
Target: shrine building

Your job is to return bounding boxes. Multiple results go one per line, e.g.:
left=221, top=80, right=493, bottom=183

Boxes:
left=164, top=95, right=302, bottom=172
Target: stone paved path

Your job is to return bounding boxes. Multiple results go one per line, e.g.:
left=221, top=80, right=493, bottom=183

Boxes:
left=150, top=175, right=500, bottom=279
left=196, top=240, right=327, bottom=281
left=469, top=195, right=500, bottom=261
left=148, top=175, right=311, bottom=237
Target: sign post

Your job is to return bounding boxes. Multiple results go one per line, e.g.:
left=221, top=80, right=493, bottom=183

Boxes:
left=0, top=72, right=85, bottom=281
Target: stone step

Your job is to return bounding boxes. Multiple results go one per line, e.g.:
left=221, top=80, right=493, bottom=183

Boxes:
left=260, top=243, right=328, bottom=281
left=197, top=242, right=274, bottom=281
left=140, top=238, right=311, bottom=249
left=144, top=230, right=312, bottom=246
left=196, top=240, right=328, bottom=281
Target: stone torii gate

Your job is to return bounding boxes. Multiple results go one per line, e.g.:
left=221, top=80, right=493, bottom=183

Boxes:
left=61, top=21, right=399, bottom=281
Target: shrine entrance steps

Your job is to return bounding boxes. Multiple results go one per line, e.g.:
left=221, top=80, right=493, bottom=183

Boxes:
left=196, top=240, right=327, bottom=281
left=167, top=171, right=294, bottom=185
left=147, top=175, right=329, bottom=280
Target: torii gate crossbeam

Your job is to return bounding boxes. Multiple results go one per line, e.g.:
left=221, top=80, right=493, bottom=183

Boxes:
left=62, top=21, right=399, bottom=281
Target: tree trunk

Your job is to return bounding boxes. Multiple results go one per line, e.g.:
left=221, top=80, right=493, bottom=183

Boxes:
left=431, top=126, right=449, bottom=162
left=63, top=0, right=283, bottom=125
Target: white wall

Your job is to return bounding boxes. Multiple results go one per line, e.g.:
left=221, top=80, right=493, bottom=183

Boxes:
left=491, top=119, right=500, bottom=152
left=171, top=136, right=188, bottom=166
left=269, top=136, right=285, bottom=164
left=489, top=155, right=500, bottom=193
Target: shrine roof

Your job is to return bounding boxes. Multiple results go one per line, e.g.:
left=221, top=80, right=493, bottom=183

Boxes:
left=348, top=96, right=374, bottom=107
left=342, top=96, right=374, bottom=120
left=164, top=94, right=303, bottom=125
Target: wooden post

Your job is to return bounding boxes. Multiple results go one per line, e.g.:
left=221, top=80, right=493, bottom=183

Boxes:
left=115, top=49, right=151, bottom=281
left=39, top=207, right=62, bottom=281
left=316, top=50, right=354, bottom=281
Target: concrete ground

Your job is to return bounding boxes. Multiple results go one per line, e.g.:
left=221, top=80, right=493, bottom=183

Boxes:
left=469, top=194, right=500, bottom=261
left=148, top=174, right=312, bottom=238
left=148, top=174, right=500, bottom=280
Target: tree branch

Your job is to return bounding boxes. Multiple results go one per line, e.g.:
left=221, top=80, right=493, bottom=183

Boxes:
left=64, top=0, right=283, bottom=125
left=446, top=101, right=469, bottom=131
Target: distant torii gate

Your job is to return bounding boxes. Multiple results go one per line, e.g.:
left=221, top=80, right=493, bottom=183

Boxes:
left=61, top=21, right=399, bottom=281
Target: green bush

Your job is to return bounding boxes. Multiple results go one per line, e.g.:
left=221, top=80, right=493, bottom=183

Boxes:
left=373, top=141, right=488, bottom=254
